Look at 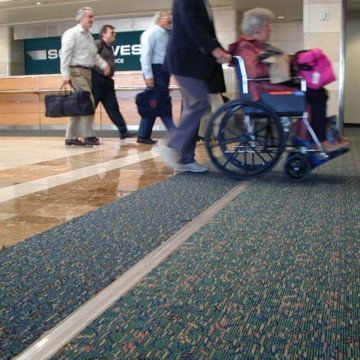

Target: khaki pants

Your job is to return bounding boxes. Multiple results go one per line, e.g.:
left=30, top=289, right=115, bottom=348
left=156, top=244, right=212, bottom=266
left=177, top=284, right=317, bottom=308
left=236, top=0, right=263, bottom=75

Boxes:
left=65, top=67, right=95, bottom=140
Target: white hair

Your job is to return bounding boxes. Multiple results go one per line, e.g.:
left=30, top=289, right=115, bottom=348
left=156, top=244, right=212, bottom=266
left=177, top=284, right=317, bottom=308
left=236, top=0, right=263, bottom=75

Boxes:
left=241, top=7, right=274, bottom=35
left=76, top=7, right=93, bottom=22
left=153, top=10, right=171, bottom=24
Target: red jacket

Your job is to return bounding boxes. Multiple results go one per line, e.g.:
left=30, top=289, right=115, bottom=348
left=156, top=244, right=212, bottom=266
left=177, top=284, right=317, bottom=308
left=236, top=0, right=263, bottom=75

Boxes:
left=229, top=37, right=294, bottom=100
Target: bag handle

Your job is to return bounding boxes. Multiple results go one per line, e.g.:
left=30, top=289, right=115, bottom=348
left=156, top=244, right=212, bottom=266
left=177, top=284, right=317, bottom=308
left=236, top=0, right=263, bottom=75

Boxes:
left=310, top=49, right=318, bottom=66
left=60, top=83, right=75, bottom=94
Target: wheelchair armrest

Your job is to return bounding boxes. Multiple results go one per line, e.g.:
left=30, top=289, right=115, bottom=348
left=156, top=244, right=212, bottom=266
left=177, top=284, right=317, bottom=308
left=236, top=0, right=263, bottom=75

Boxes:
left=249, top=76, right=307, bottom=92
left=248, top=77, right=271, bottom=82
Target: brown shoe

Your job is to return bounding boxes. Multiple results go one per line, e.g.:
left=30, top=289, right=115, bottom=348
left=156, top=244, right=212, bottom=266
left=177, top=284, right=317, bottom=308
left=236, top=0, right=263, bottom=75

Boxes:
left=321, top=140, right=349, bottom=153
left=337, top=139, right=351, bottom=148
left=84, top=137, right=100, bottom=146
left=137, top=136, right=157, bottom=145
left=65, top=139, right=85, bottom=146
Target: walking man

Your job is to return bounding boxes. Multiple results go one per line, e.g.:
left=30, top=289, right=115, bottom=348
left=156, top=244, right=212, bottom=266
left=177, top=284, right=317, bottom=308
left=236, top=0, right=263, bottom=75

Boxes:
left=137, top=10, right=175, bottom=144
left=92, top=25, right=135, bottom=140
left=157, top=0, right=230, bottom=172
left=61, top=7, right=110, bottom=146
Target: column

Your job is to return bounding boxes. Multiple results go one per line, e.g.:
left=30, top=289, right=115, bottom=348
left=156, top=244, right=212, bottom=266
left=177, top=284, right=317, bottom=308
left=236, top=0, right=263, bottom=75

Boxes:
left=303, top=0, right=343, bottom=117
left=0, top=26, right=25, bottom=77
left=0, top=27, right=11, bottom=77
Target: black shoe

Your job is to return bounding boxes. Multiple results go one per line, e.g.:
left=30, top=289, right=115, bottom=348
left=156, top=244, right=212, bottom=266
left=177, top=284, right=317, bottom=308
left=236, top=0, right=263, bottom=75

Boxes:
left=65, top=139, right=85, bottom=146
left=119, top=131, right=137, bottom=140
left=136, top=136, right=157, bottom=145
left=85, top=137, right=100, bottom=145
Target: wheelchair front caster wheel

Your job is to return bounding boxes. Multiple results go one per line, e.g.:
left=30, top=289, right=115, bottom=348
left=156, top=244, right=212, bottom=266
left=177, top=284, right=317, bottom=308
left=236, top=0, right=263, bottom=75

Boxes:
left=284, top=154, right=311, bottom=181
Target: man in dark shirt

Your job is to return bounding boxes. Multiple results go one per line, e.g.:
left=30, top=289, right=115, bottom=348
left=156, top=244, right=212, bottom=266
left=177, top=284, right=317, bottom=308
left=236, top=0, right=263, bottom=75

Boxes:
left=92, top=24, right=135, bottom=140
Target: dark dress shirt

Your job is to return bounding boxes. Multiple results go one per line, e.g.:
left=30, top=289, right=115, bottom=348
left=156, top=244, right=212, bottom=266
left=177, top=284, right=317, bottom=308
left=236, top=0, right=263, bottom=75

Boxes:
left=166, top=0, right=221, bottom=81
left=93, top=39, right=115, bottom=78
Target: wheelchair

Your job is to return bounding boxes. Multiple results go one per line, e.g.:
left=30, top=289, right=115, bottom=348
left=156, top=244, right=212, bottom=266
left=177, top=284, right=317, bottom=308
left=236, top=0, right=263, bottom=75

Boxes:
left=205, top=56, right=349, bottom=181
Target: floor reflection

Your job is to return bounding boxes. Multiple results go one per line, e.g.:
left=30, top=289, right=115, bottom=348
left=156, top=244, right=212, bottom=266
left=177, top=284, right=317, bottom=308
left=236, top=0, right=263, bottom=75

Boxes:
left=0, top=137, right=208, bottom=248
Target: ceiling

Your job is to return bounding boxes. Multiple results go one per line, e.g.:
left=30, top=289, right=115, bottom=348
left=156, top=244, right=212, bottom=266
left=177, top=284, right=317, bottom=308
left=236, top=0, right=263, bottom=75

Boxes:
left=0, top=0, right=359, bottom=26
left=0, top=0, right=303, bottom=26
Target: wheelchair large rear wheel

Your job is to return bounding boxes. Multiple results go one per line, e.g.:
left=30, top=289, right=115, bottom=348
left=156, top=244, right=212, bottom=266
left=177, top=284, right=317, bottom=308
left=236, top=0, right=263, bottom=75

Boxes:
left=205, top=99, right=286, bottom=180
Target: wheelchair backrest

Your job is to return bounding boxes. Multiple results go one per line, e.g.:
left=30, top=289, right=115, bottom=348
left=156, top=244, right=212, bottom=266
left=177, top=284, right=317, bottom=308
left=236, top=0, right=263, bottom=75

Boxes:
left=233, top=55, right=253, bottom=101
left=232, top=56, right=307, bottom=116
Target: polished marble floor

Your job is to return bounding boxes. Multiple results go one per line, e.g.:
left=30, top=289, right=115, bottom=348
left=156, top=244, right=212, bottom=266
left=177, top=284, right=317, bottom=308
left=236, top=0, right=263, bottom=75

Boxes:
left=0, top=136, right=209, bottom=248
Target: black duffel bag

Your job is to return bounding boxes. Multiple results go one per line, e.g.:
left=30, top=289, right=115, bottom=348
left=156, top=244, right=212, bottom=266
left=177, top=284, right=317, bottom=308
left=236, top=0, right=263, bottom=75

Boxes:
left=45, top=87, right=94, bottom=118
left=135, top=88, right=172, bottom=118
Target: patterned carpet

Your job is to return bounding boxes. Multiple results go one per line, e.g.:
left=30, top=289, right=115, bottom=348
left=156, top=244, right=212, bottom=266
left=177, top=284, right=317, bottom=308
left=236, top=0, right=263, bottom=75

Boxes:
left=0, top=172, right=239, bottom=359
left=53, top=130, right=360, bottom=359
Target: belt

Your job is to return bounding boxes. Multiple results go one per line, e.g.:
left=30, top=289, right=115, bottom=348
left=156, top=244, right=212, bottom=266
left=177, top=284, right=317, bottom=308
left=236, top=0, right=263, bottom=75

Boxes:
left=70, top=65, right=92, bottom=70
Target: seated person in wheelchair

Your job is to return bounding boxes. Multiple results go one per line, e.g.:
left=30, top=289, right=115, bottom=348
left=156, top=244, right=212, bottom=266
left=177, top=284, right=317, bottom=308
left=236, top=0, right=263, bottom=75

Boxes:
left=229, top=7, right=349, bottom=153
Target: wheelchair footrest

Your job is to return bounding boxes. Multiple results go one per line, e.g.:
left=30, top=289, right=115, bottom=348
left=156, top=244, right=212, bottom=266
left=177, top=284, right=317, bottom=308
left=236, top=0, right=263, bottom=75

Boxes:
left=327, top=147, right=349, bottom=159
left=309, top=147, right=349, bottom=169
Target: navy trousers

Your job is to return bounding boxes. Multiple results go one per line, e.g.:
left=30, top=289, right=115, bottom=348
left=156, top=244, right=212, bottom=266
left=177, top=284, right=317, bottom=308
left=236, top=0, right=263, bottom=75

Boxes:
left=306, top=88, right=328, bottom=142
left=138, top=64, right=175, bottom=138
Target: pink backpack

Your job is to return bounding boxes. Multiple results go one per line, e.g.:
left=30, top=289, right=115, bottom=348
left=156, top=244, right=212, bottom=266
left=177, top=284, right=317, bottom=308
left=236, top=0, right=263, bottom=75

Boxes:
left=296, top=48, right=336, bottom=89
